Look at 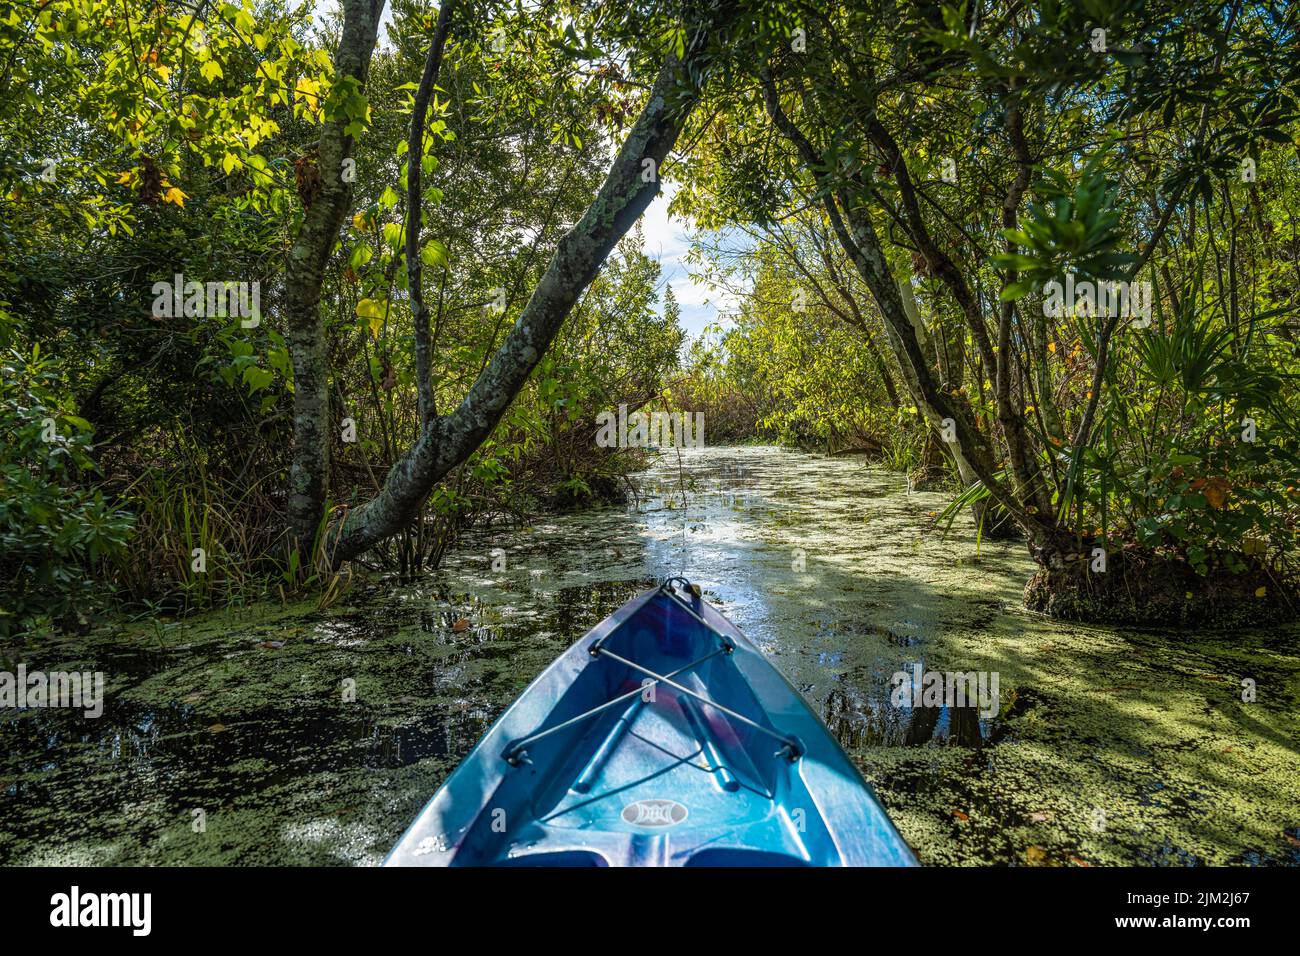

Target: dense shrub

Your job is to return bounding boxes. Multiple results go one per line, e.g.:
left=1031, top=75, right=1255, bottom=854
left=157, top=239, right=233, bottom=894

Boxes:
left=0, top=346, right=133, bottom=636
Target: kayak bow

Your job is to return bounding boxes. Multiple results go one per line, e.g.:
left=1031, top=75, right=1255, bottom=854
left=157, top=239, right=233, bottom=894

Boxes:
left=385, top=578, right=917, bottom=866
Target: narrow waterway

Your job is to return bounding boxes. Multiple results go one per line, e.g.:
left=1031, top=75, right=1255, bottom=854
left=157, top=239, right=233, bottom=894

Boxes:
left=3, top=446, right=1298, bottom=865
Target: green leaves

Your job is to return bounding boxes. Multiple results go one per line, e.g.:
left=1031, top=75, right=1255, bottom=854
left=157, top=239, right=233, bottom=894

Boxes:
left=1131, top=436, right=1295, bottom=575
left=381, top=222, right=405, bottom=251
left=243, top=365, right=274, bottom=394
left=324, top=74, right=371, bottom=137
left=0, top=348, right=133, bottom=635
left=992, top=157, right=1139, bottom=301
left=420, top=240, right=449, bottom=268
left=348, top=243, right=374, bottom=270
left=199, top=59, right=224, bottom=83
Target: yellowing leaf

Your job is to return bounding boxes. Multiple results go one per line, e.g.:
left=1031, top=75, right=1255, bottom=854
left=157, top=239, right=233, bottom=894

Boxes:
left=356, top=298, right=388, bottom=338
left=1256, top=586, right=1268, bottom=598
left=162, top=186, right=188, bottom=207
left=356, top=298, right=386, bottom=319
left=295, top=75, right=322, bottom=121
left=1202, top=476, right=1231, bottom=509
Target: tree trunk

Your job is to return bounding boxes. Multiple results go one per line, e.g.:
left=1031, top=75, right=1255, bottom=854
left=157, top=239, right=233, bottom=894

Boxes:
left=328, top=20, right=729, bottom=561
left=761, top=66, right=1040, bottom=539
left=284, top=0, right=385, bottom=555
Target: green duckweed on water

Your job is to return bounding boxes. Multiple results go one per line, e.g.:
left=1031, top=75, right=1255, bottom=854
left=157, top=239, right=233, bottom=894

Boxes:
left=2, top=446, right=1298, bottom=865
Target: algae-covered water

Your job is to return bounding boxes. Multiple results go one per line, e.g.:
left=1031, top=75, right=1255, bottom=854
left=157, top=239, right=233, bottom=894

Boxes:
left=3, top=446, right=1298, bottom=866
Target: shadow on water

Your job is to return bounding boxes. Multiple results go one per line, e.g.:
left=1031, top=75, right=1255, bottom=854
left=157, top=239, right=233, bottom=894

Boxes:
left=3, top=446, right=1298, bottom=866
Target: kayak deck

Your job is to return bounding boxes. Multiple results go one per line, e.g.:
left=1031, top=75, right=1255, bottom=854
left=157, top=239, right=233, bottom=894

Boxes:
left=505, top=662, right=810, bottom=866
left=386, top=582, right=916, bottom=866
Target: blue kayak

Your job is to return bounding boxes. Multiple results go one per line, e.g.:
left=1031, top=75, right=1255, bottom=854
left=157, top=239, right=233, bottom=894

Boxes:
left=385, top=578, right=917, bottom=866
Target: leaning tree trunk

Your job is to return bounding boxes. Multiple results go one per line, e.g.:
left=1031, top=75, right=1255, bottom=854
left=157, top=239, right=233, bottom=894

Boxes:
left=326, top=9, right=734, bottom=562
left=281, top=1, right=736, bottom=566
left=760, top=66, right=1042, bottom=543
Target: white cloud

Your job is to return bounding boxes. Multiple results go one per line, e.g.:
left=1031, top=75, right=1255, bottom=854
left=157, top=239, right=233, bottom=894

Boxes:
left=638, top=183, right=724, bottom=337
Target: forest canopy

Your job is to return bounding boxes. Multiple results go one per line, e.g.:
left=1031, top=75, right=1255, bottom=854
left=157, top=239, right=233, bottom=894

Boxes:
left=2, top=0, right=1299, bottom=635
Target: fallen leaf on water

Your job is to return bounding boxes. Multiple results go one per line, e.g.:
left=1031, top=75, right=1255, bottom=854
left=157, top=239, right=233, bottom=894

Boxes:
left=259, top=640, right=285, bottom=650
left=207, top=723, right=227, bottom=734
left=451, top=618, right=470, bottom=632
left=181, top=693, right=204, bottom=705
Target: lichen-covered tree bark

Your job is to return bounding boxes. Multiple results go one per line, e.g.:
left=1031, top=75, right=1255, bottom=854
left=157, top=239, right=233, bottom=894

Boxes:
left=285, top=0, right=385, bottom=554
left=324, top=17, right=728, bottom=561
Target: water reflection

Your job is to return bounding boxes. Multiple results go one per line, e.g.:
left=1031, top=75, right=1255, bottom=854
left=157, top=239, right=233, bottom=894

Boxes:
left=3, top=446, right=1299, bottom=867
